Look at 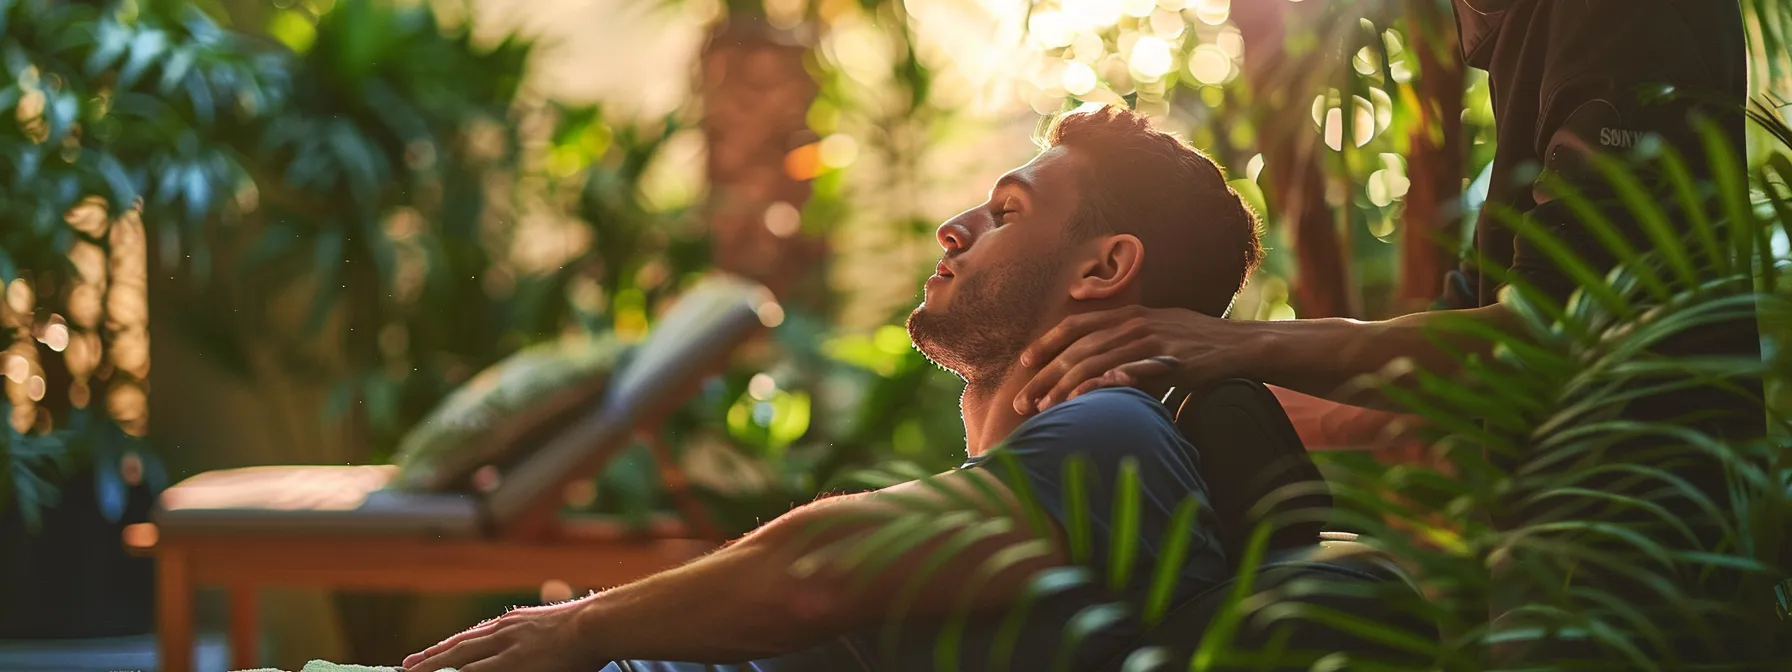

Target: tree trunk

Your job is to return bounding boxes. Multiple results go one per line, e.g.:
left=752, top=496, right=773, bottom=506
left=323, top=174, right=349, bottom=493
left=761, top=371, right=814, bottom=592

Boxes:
left=1233, top=1, right=1356, bottom=319
left=699, top=14, right=827, bottom=304
left=1397, top=0, right=1465, bottom=314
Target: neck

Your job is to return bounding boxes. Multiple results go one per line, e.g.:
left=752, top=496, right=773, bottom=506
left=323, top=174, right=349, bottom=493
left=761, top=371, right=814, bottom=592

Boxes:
left=959, top=363, right=1035, bottom=457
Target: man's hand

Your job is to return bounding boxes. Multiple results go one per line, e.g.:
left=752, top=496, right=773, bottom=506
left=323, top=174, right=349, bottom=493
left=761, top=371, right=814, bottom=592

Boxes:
left=1014, top=306, right=1249, bottom=414
left=404, top=598, right=604, bottom=672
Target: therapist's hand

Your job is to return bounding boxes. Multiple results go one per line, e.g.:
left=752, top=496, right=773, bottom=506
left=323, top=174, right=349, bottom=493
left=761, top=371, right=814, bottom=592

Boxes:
left=404, top=598, right=605, bottom=672
left=1014, top=306, right=1248, bottom=414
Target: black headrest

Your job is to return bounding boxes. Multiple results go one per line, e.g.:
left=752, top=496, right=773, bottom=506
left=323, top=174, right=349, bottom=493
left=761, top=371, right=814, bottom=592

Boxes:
left=1167, top=380, right=1333, bottom=557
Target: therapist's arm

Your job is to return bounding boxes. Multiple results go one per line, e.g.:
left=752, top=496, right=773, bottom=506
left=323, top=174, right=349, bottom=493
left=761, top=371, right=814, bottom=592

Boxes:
left=1254, top=304, right=1521, bottom=405
left=1017, top=303, right=1519, bottom=414
left=1267, top=385, right=1412, bottom=448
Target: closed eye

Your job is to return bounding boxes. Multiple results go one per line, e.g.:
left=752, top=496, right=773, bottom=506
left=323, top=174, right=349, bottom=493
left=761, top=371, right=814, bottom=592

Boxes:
left=992, top=197, right=1021, bottom=224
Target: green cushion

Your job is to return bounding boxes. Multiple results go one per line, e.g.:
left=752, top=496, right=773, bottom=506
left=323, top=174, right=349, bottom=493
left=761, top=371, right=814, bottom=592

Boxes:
left=389, top=334, right=631, bottom=492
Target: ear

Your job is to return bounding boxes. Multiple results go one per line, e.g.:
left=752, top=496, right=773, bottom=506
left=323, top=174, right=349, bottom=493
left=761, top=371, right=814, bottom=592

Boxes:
left=1068, top=234, right=1144, bottom=301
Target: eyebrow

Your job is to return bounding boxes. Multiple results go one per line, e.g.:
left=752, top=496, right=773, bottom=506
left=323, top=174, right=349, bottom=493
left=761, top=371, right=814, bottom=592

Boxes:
left=993, top=173, right=1035, bottom=195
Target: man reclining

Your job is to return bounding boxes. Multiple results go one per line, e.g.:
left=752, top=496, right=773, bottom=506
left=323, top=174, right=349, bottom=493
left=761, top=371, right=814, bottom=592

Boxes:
left=405, top=104, right=1264, bottom=672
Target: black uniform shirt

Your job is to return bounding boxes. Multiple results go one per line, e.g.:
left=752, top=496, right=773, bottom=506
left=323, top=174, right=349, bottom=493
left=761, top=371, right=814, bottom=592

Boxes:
left=1444, top=0, right=1751, bottom=308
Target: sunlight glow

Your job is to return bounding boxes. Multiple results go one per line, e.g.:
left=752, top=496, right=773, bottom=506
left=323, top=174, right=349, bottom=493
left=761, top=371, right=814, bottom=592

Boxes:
left=819, top=133, right=860, bottom=168
left=756, top=301, right=786, bottom=328
left=1216, top=25, right=1244, bottom=60
left=763, top=201, right=803, bottom=238
left=1062, top=60, right=1099, bottom=95
left=2, top=355, right=25, bottom=385
left=541, top=580, right=574, bottom=604
left=1353, top=46, right=1379, bottom=75
left=784, top=143, right=824, bottom=181
left=749, top=373, right=778, bottom=400
left=1129, top=36, right=1175, bottom=80
left=1149, top=8, right=1184, bottom=39
left=1315, top=94, right=1377, bottom=150
left=41, top=319, right=69, bottom=352
left=1029, top=10, right=1075, bottom=48
left=1188, top=44, right=1231, bottom=85
left=1368, top=170, right=1409, bottom=206
left=1193, top=0, right=1229, bottom=25
left=1069, top=31, right=1105, bottom=63
left=1062, top=0, right=1124, bottom=30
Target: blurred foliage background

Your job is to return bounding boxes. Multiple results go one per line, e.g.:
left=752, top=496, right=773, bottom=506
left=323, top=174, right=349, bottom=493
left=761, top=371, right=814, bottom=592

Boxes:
left=2, top=0, right=1791, bottom=665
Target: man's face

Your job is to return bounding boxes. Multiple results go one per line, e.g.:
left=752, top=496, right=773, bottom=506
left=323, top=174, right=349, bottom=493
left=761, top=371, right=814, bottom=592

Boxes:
left=907, top=145, right=1087, bottom=382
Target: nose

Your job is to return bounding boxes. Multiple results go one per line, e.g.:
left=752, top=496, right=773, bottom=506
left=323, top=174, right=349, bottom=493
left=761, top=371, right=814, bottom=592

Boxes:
left=935, top=212, right=974, bottom=252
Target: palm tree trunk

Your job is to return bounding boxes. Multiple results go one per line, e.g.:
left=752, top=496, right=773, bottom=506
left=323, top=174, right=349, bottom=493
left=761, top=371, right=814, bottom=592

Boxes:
left=699, top=14, right=827, bottom=303
left=1234, top=1, right=1356, bottom=319
left=1397, top=0, right=1465, bottom=313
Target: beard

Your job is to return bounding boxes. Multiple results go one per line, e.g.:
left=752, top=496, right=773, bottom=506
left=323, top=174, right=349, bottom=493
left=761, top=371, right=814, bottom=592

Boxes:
left=906, top=252, right=1060, bottom=386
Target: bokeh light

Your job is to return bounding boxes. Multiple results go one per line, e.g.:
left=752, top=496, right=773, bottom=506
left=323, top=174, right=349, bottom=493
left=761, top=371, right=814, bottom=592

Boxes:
left=1193, top=0, right=1229, bottom=26
left=1062, top=60, right=1099, bottom=95
left=1029, top=10, right=1075, bottom=48
left=819, top=134, right=860, bottom=168
left=1129, top=36, right=1175, bottom=80
left=764, top=201, right=803, bottom=238
left=1149, top=8, right=1184, bottom=39
left=1188, top=44, right=1232, bottom=85
left=748, top=373, right=778, bottom=400
left=1062, top=0, right=1124, bottom=30
left=1313, top=92, right=1378, bottom=150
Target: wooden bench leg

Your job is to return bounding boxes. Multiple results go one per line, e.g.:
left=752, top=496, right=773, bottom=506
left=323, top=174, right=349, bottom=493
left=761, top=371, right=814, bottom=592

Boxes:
left=229, top=584, right=260, bottom=670
left=157, top=548, right=194, bottom=672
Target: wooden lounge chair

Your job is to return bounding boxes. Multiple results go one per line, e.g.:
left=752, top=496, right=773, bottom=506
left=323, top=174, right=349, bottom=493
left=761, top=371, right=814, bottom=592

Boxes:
left=124, top=274, right=783, bottom=672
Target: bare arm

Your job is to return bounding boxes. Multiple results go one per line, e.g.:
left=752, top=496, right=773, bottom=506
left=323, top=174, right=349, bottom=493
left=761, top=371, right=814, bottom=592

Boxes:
left=1267, top=384, right=1422, bottom=449
left=574, top=470, right=1066, bottom=662
left=405, top=469, right=1069, bottom=670
left=1248, top=304, right=1518, bottom=408
left=1016, top=303, right=1518, bottom=415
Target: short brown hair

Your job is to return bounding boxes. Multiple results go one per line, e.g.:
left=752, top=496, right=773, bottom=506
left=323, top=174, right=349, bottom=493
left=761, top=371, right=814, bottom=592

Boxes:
left=1043, top=105, right=1263, bottom=316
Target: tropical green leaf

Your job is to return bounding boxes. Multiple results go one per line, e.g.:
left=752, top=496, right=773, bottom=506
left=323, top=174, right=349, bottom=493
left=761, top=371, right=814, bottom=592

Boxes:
left=1061, top=452, right=1093, bottom=565
left=1190, top=523, right=1273, bottom=672
left=1141, top=496, right=1200, bottom=626
left=1108, top=456, right=1142, bottom=592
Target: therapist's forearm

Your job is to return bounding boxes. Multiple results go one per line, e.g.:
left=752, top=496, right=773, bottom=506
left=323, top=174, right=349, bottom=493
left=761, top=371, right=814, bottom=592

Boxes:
left=1245, top=304, right=1513, bottom=410
left=1269, top=385, right=1422, bottom=448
